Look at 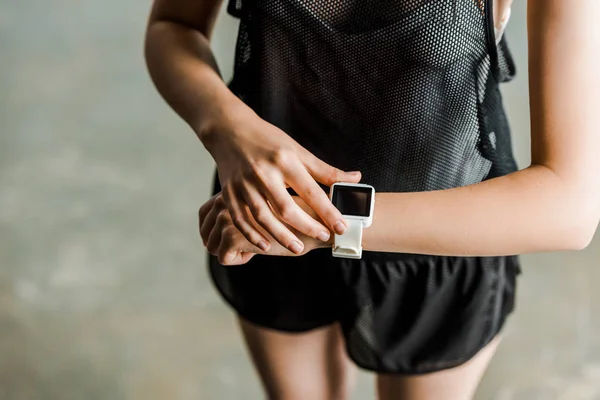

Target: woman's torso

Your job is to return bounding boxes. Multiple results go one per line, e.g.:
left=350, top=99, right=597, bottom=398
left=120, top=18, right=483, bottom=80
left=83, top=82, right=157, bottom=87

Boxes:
left=227, top=0, right=518, bottom=192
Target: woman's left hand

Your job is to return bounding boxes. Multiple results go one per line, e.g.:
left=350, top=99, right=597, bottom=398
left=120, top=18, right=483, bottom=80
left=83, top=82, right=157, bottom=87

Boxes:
left=199, top=193, right=331, bottom=265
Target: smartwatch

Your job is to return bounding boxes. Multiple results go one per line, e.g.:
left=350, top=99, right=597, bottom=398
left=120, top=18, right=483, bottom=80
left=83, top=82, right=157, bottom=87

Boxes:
left=329, top=182, right=375, bottom=259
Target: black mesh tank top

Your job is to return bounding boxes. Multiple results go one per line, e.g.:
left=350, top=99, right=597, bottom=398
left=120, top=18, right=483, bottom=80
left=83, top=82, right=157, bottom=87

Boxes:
left=226, top=0, right=518, bottom=192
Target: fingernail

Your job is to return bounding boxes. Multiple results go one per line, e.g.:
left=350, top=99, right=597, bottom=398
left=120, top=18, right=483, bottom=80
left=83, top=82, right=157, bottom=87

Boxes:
left=317, top=231, right=331, bottom=242
left=349, top=171, right=361, bottom=176
left=257, top=241, right=269, bottom=252
left=334, top=220, right=346, bottom=234
left=289, top=241, right=304, bottom=254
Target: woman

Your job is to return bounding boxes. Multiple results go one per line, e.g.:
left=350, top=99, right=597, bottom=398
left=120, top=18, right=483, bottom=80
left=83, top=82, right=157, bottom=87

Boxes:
left=145, top=0, right=600, bottom=398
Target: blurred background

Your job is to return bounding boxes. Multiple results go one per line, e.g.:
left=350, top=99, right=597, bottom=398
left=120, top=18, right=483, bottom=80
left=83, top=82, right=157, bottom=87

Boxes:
left=1, top=1, right=599, bottom=399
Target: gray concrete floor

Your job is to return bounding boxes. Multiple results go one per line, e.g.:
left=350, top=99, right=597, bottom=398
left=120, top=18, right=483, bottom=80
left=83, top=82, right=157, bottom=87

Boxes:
left=1, top=1, right=599, bottom=399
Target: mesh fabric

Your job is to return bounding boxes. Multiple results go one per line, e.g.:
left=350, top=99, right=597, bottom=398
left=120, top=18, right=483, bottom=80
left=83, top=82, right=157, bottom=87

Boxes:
left=227, top=0, right=517, bottom=192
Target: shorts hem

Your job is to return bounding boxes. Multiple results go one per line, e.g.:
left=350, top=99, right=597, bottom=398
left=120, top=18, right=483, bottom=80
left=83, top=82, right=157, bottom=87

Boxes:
left=208, top=260, right=338, bottom=334
left=347, top=311, right=513, bottom=375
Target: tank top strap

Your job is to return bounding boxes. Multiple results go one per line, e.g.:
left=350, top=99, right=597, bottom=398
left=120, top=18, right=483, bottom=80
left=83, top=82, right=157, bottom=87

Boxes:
left=227, top=0, right=245, bottom=18
left=486, top=0, right=516, bottom=82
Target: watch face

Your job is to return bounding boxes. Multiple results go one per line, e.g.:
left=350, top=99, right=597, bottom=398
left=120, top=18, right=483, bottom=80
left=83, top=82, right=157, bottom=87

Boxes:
left=332, top=185, right=372, bottom=217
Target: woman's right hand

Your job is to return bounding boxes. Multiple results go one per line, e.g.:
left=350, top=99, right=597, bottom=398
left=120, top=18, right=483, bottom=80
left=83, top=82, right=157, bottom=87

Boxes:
left=200, top=103, right=361, bottom=255
left=199, top=193, right=332, bottom=265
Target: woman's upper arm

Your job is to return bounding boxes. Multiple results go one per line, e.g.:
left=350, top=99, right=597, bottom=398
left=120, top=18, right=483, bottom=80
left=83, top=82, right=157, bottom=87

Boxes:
left=528, top=0, right=600, bottom=221
left=148, top=0, right=224, bottom=38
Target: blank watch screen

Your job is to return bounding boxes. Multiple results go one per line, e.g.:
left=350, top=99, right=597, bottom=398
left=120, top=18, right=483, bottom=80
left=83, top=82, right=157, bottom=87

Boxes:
left=331, top=186, right=372, bottom=217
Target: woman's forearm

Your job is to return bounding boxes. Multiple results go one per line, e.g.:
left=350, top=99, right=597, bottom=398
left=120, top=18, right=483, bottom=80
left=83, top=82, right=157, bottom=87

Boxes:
left=360, top=0, right=600, bottom=257
left=362, top=165, right=599, bottom=256
left=144, top=19, right=243, bottom=144
left=145, top=9, right=362, bottom=251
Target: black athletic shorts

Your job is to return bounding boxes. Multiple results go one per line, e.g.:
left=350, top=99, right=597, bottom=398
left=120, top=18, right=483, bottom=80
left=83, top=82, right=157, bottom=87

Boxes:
left=209, top=245, right=520, bottom=374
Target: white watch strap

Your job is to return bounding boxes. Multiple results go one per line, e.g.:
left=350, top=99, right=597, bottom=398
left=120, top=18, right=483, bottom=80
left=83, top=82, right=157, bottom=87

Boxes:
left=332, top=219, right=363, bottom=259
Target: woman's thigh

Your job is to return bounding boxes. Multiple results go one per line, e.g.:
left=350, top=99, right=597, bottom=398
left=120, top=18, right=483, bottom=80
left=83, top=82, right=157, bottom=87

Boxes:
left=238, top=318, right=356, bottom=400
left=376, top=337, right=501, bottom=400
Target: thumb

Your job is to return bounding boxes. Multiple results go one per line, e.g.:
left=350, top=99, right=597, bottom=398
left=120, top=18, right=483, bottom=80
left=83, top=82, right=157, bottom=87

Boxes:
left=240, top=252, right=256, bottom=264
left=299, top=151, right=361, bottom=186
left=226, top=251, right=255, bottom=266
left=226, top=250, right=256, bottom=265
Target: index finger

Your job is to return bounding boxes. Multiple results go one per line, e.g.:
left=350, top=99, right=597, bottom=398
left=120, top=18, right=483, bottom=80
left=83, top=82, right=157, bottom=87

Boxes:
left=282, top=161, right=347, bottom=235
left=260, top=180, right=332, bottom=242
left=199, top=193, right=219, bottom=225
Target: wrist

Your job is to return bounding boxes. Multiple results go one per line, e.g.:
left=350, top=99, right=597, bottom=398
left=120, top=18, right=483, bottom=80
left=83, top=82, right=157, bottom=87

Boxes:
left=196, top=96, right=253, bottom=154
